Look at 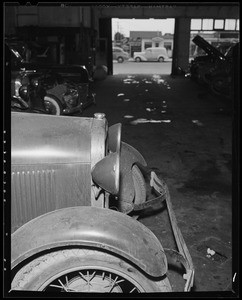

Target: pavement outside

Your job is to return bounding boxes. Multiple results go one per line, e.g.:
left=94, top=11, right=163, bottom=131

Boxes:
left=82, top=72, right=235, bottom=293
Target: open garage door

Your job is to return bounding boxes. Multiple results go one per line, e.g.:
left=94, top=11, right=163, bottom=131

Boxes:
left=112, top=18, right=174, bottom=75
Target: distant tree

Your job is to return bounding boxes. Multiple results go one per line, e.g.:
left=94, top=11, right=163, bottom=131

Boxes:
left=114, top=32, right=124, bottom=41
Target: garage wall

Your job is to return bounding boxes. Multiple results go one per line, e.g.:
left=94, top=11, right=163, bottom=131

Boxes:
left=96, top=4, right=239, bottom=19
left=4, top=4, right=239, bottom=73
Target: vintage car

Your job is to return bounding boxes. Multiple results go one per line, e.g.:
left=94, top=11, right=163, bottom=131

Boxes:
left=112, top=47, right=129, bottom=63
left=204, top=42, right=239, bottom=99
left=134, top=47, right=169, bottom=62
left=6, top=39, right=95, bottom=115
left=190, top=35, right=238, bottom=99
left=190, top=35, right=227, bottom=84
left=10, top=111, right=194, bottom=293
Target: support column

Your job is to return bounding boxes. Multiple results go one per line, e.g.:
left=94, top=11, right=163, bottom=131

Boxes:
left=171, top=18, right=191, bottom=75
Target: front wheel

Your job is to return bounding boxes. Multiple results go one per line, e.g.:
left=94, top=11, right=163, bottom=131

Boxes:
left=117, top=57, right=124, bottom=63
left=12, top=248, right=171, bottom=293
left=210, top=76, right=231, bottom=98
left=158, top=57, right=164, bottom=62
left=135, top=57, right=141, bottom=62
left=44, top=95, right=63, bottom=115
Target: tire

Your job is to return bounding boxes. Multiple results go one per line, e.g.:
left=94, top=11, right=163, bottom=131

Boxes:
left=132, top=165, right=146, bottom=205
left=135, top=57, right=141, bottom=62
left=11, top=248, right=171, bottom=293
left=210, top=76, right=231, bottom=98
left=44, top=95, right=63, bottom=115
left=117, top=57, right=124, bottom=63
left=158, top=57, right=164, bottom=62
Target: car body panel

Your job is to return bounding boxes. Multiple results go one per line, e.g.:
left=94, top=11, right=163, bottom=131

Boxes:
left=11, top=206, right=168, bottom=277
left=11, top=112, right=107, bottom=231
left=134, top=47, right=169, bottom=62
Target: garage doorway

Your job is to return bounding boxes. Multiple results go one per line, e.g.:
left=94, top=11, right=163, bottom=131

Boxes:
left=112, top=18, right=175, bottom=75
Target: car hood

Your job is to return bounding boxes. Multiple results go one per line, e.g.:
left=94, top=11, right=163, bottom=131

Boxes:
left=192, top=35, right=226, bottom=60
left=11, top=112, right=93, bottom=165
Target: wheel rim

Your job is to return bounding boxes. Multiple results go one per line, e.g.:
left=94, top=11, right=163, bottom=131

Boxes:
left=41, top=268, right=143, bottom=293
left=212, top=77, right=230, bottom=95
left=118, top=57, right=123, bottom=63
left=44, top=100, right=59, bottom=115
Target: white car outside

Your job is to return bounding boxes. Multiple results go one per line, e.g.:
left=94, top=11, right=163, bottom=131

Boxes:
left=134, top=47, right=169, bottom=62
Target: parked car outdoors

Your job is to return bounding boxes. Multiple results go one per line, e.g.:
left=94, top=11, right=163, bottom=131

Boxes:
left=6, top=38, right=95, bottom=115
left=134, top=47, right=169, bottom=62
left=112, top=46, right=129, bottom=63
left=10, top=111, right=194, bottom=293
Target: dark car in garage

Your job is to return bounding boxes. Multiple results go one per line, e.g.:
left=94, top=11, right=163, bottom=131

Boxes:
left=6, top=39, right=95, bottom=115
left=190, top=35, right=227, bottom=85
left=190, top=35, right=238, bottom=98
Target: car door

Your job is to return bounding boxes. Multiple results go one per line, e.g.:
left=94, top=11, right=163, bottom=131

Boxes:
left=145, top=49, right=153, bottom=61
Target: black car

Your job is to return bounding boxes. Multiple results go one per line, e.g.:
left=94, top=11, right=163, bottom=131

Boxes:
left=6, top=39, right=95, bottom=115
left=190, top=35, right=227, bottom=84
left=190, top=35, right=238, bottom=99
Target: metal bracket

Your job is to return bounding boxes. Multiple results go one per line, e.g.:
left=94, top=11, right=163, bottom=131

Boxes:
left=150, top=171, right=195, bottom=292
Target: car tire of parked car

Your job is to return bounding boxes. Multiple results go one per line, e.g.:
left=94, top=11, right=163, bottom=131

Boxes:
left=11, top=248, right=172, bottom=292
left=44, top=94, right=63, bottom=115
left=210, top=75, right=231, bottom=99
left=117, top=57, right=124, bottom=63
left=135, top=57, right=141, bottom=62
left=158, top=57, right=164, bottom=62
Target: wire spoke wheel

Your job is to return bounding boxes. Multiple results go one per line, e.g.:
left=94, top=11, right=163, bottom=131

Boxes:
left=44, top=269, right=140, bottom=293
left=12, top=249, right=171, bottom=293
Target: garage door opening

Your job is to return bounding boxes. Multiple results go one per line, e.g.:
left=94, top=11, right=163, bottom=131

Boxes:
left=112, top=18, right=175, bottom=75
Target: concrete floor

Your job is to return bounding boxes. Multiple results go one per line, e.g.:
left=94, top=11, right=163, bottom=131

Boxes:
left=82, top=73, right=234, bottom=293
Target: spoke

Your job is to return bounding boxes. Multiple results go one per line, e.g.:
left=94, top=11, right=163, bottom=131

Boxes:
left=79, top=271, right=88, bottom=282
left=58, top=279, right=69, bottom=292
left=49, top=284, right=66, bottom=289
left=108, top=276, right=119, bottom=293
left=102, top=271, right=105, bottom=280
left=89, top=271, right=96, bottom=282
left=65, top=276, right=69, bottom=286
left=116, top=279, right=125, bottom=284
left=130, top=286, right=138, bottom=293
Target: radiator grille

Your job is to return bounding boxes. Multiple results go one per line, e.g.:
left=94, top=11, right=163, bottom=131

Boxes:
left=11, top=169, right=56, bottom=232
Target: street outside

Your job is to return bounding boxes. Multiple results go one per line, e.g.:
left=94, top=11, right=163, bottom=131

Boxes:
left=113, top=59, right=172, bottom=75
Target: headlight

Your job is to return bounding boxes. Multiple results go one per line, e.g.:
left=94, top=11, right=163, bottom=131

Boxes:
left=91, top=123, right=122, bottom=195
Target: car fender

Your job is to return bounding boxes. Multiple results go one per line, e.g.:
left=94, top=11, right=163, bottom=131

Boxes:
left=135, top=55, right=146, bottom=61
left=11, top=206, right=168, bottom=277
left=158, top=55, right=166, bottom=61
